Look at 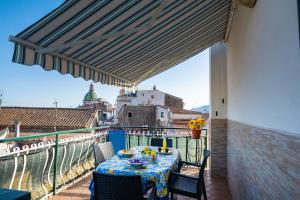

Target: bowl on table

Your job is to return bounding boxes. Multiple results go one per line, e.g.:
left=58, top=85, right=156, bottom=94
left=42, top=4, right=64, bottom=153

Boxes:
left=125, top=159, right=147, bottom=169
left=118, top=149, right=135, bottom=158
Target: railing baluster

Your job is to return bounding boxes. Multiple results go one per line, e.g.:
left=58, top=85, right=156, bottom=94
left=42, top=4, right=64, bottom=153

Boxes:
left=60, top=144, right=67, bottom=186
left=77, top=140, right=84, bottom=171
left=81, top=139, right=88, bottom=171
left=84, top=139, right=91, bottom=169
left=69, top=142, right=76, bottom=180
left=147, top=130, right=150, bottom=145
left=18, top=154, right=27, bottom=190
left=41, top=147, right=49, bottom=195
left=137, top=131, right=140, bottom=146
left=9, top=155, right=18, bottom=189
left=185, top=137, right=188, bottom=162
left=48, top=147, right=55, bottom=187
left=128, top=133, right=131, bottom=148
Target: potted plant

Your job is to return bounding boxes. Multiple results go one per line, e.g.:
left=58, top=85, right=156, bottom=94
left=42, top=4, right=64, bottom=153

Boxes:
left=188, top=118, right=207, bottom=139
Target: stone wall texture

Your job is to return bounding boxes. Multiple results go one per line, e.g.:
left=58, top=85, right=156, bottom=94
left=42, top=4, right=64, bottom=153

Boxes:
left=227, top=120, right=300, bottom=200
left=210, top=118, right=227, bottom=177
left=164, top=94, right=183, bottom=108
left=119, top=106, right=157, bottom=127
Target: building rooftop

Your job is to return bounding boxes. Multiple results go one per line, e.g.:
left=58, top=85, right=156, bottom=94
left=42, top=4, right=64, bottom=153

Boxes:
left=170, top=107, right=202, bottom=114
left=0, top=107, right=97, bottom=130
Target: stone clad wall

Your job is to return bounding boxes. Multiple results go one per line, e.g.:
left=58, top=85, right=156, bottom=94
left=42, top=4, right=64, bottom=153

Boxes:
left=164, top=94, right=183, bottom=108
left=210, top=118, right=227, bottom=177
left=119, top=106, right=157, bottom=127
left=227, top=120, right=300, bottom=200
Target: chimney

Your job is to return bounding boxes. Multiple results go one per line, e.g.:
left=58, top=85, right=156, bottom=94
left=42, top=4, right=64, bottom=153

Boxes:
left=14, top=121, right=21, bottom=137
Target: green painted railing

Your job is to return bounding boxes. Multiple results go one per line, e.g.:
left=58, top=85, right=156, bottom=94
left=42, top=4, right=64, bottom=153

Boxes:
left=0, top=126, right=109, bottom=199
left=0, top=126, right=208, bottom=199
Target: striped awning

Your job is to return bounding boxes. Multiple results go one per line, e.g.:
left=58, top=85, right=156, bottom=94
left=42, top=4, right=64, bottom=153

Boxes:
left=9, top=0, right=232, bottom=88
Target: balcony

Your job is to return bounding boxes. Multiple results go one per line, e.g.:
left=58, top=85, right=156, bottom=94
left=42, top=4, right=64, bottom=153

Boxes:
left=0, top=126, right=231, bottom=200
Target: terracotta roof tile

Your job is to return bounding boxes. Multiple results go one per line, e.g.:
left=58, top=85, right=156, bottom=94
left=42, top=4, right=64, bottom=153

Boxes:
left=0, top=107, right=97, bottom=129
left=170, top=107, right=202, bottom=114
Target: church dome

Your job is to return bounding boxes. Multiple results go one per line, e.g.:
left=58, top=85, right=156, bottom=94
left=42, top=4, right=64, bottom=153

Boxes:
left=84, top=83, right=98, bottom=101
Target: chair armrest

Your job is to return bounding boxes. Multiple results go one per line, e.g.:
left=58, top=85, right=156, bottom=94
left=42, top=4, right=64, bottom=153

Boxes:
left=169, top=172, right=199, bottom=181
left=179, top=161, right=201, bottom=168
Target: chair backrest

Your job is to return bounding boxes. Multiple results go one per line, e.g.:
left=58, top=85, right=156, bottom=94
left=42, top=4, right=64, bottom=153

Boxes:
left=93, top=143, right=105, bottom=167
left=93, top=172, right=144, bottom=200
left=197, top=150, right=210, bottom=193
left=98, top=142, right=115, bottom=160
left=150, top=138, right=173, bottom=148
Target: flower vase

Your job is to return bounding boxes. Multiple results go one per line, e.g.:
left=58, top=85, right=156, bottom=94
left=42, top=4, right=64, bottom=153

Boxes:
left=191, top=129, right=201, bottom=139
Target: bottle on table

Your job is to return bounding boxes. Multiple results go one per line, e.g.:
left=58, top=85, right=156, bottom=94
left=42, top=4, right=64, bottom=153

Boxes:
left=162, top=138, right=167, bottom=152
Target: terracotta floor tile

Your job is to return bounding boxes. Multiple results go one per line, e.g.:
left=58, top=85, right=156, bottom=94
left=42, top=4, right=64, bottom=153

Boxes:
left=49, top=167, right=232, bottom=200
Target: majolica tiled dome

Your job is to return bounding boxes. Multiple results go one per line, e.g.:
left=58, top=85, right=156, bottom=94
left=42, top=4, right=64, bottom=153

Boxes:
left=84, top=83, right=98, bottom=101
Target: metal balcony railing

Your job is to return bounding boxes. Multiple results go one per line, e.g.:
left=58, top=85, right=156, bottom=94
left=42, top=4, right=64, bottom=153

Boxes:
left=122, top=127, right=208, bottom=163
left=0, top=126, right=208, bottom=200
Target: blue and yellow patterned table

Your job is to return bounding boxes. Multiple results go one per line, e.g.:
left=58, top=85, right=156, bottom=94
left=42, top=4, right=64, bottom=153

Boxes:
left=89, top=146, right=180, bottom=199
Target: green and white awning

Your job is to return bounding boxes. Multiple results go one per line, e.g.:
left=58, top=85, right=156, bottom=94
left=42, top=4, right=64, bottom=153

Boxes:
left=9, top=0, right=232, bottom=88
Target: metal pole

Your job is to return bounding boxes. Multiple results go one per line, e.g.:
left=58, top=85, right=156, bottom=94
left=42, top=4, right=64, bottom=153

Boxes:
left=205, top=129, right=208, bottom=150
left=185, top=137, right=188, bottom=161
left=195, top=139, right=199, bottom=163
left=52, top=134, right=59, bottom=195
left=128, top=134, right=131, bottom=148
left=53, top=101, right=58, bottom=132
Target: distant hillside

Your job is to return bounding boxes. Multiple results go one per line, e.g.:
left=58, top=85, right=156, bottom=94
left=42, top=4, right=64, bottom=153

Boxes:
left=191, top=105, right=210, bottom=113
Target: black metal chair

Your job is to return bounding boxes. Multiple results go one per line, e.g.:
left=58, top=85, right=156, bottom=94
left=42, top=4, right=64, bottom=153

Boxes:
left=93, top=143, right=105, bottom=167
left=150, top=138, right=172, bottom=148
left=93, top=172, right=147, bottom=200
left=168, top=150, right=210, bottom=200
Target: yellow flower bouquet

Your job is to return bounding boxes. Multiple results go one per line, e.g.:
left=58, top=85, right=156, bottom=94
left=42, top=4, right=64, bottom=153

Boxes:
left=188, top=118, right=207, bottom=139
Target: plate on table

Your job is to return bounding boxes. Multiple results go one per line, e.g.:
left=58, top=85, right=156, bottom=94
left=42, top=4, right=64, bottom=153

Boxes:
left=118, top=149, right=135, bottom=158
left=125, top=159, right=147, bottom=169
left=158, top=147, right=173, bottom=155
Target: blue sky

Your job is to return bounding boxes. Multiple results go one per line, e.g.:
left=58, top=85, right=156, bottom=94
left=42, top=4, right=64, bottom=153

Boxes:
left=0, top=0, right=209, bottom=109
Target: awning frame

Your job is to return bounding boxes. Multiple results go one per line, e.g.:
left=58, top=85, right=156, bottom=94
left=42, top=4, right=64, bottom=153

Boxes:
left=8, top=0, right=233, bottom=88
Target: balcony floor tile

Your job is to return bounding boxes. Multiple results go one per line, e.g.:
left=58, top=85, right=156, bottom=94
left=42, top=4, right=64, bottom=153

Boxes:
left=49, top=167, right=232, bottom=200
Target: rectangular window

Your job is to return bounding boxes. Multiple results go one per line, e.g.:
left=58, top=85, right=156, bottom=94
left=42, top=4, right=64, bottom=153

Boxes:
left=128, top=112, right=132, bottom=117
left=161, top=112, right=164, bottom=117
left=151, top=95, right=154, bottom=99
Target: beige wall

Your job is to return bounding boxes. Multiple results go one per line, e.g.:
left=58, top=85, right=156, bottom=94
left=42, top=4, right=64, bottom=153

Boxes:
left=227, top=0, right=300, bottom=134
left=210, top=42, right=228, bottom=119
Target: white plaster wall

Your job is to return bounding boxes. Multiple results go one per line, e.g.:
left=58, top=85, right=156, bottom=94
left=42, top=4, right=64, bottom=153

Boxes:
left=156, top=106, right=169, bottom=126
left=210, top=42, right=228, bottom=119
left=227, top=0, right=300, bottom=134
left=116, top=96, right=135, bottom=114
left=132, top=90, right=165, bottom=106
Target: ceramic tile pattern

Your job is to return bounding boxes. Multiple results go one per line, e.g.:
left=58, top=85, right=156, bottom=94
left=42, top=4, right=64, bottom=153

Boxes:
left=50, top=167, right=232, bottom=200
left=210, top=119, right=227, bottom=177
left=227, top=120, right=300, bottom=200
